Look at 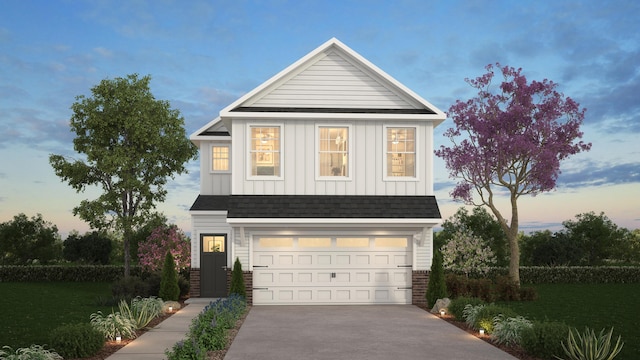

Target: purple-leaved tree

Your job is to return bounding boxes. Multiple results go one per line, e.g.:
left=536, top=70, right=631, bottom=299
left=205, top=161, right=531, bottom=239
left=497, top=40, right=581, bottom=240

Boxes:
left=435, top=63, right=592, bottom=285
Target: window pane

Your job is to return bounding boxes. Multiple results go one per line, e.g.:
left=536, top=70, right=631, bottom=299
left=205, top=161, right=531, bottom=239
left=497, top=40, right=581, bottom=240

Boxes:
left=375, top=237, right=408, bottom=247
left=336, top=237, right=369, bottom=247
left=251, top=126, right=280, bottom=176
left=203, top=235, right=225, bottom=252
left=387, top=127, right=416, bottom=177
left=259, top=237, right=293, bottom=247
left=298, top=237, right=331, bottom=247
left=212, top=146, right=229, bottom=171
left=319, top=127, right=348, bottom=177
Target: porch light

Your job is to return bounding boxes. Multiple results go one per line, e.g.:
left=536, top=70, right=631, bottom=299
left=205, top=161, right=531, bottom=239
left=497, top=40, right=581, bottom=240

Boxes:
left=479, top=329, right=485, bottom=335
left=115, top=335, right=122, bottom=343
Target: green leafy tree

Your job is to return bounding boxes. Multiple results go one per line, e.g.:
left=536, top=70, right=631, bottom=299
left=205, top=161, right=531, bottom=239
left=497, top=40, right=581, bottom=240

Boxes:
left=63, top=231, right=112, bottom=264
left=0, top=213, right=62, bottom=265
left=49, top=74, right=198, bottom=277
left=561, top=212, right=629, bottom=265
left=159, top=251, right=180, bottom=301
left=436, top=206, right=508, bottom=266
left=229, top=257, right=247, bottom=298
left=426, top=249, right=447, bottom=308
left=520, top=230, right=583, bottom=266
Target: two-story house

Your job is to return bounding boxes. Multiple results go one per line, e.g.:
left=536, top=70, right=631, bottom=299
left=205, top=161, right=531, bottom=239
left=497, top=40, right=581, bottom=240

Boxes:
left=188, top=38, right=445, bottom=306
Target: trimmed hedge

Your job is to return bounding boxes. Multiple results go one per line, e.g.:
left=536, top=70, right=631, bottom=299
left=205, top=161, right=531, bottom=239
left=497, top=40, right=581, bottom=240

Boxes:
left=451, top=266, right=640, bottom=284
left=0, top=265, right=142, bottom=282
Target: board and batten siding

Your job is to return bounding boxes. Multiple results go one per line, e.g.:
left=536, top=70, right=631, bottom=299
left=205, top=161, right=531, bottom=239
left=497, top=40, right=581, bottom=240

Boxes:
left=230, top=119, right=434, bottom=196
left=249, top=50, right=419, bottom=109
left=414, top=229, right=434, bottom=270
left=190, top=213, right=233, bottom=268
left=199, top=142, right=232, bottom=195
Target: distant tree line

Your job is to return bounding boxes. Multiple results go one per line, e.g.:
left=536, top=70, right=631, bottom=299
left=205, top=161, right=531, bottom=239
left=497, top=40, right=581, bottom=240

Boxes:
left=435, top=207, right=640, bottom=268
left=0, top=213, right=190, bottom=268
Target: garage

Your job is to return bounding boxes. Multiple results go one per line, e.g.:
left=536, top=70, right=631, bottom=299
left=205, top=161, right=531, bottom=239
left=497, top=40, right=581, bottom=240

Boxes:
left=252, top=235, right=412, bottom=305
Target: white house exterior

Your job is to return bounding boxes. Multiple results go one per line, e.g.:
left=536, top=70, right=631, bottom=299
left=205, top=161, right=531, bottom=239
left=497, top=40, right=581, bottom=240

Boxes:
left=189, top=38, right=445, bottom=305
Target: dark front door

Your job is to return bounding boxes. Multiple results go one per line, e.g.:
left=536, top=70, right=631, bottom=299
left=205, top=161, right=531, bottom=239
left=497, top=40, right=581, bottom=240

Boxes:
left=200, top=234, right=228, bottom=297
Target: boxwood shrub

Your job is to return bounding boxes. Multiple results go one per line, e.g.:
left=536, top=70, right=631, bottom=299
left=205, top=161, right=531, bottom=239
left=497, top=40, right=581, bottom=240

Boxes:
left=48, top=323, right=105, bottom=359
left=520, top=321, right=570, bottom=359
left=0, top=265, right=142, bottom=282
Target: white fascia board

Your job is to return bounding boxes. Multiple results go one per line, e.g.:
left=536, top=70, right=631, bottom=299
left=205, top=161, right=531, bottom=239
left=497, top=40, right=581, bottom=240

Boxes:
left=190, top=210, right=229, bottom=216
left=189, top=116, right=230, bottom=140
left=224, top=111, right=445, bottom=122
left=226, top=218, right=442, bottom=226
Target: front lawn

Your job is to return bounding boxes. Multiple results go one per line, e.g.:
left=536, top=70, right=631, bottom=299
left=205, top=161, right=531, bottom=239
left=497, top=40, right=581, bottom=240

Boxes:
left=0, top=282, right=113, bottom=349
left=499, top=283, right=640, bottom=360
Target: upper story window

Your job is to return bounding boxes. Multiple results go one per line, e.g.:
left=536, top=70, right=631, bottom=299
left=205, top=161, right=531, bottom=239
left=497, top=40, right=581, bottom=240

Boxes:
left=250, top=126, right=281, bottom=177
left=318, top=126, right=349, bottom=177
left=211, top=145, right=230, bottom=172
left=387, top=127, right=416, bottom=177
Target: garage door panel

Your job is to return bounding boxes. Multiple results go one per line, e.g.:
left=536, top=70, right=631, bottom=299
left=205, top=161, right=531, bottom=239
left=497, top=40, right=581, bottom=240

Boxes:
left=255, top=269, right=411, bottom=286
left=253, top=236, right=412, bottom=305
left=254, top=251, right=410, bottom=269
left=254, top=286, right=410, bottom=304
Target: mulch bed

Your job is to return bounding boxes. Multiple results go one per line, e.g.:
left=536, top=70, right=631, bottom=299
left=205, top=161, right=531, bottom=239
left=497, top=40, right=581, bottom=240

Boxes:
left=417, top=305, right=540, bottom=360
left=72, top=300, right=187, bottom=360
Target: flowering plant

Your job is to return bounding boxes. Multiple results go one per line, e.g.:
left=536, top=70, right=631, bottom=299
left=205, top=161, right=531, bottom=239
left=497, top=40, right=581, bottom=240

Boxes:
left=138, top=225, right=190, bottom=272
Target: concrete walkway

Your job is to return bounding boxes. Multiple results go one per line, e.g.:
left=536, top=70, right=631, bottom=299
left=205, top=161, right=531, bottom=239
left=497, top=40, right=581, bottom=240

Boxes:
left=224, top=305, right=518, bottom=360
left=105, top=298, right=215, bottom=360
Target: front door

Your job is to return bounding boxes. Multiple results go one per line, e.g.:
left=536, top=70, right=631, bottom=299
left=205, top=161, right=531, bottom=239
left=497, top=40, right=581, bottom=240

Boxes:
left=200, top=234, right=228, bottom=297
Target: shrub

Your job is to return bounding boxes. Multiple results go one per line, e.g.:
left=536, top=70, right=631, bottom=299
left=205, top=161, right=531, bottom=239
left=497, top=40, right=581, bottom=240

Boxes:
left=448, top=296, right=485, bottom=321
left=442, top=229, right=496, bottom=276
left=0, top=345, right=62, bottom=360
left=468, top=277, right=494, bottom=302
left=63, top=231, right=112, bottom=265
left=519, top=286, right=538, bottom=301
left=463, top=304, right=486, bottom=329
left=446, top=273, right=470, bottom=298
left=494, top=275, right=520, bottom=301
left=118, top=297, right=164, bottom=329
left=166, top=338, right=205, bottom=360
left=48, top=323, right=104, bottom=358
left=111, top=276, right=151, bottom=301
left=229, top=258, right=246, bottom=298
left=491, top=315, right=533, bottom=346
left=468, top=304, right=518, bottom=333
left=520, top=321, right=571, bottom=359
left=0, top=265, right=141, bottom=282
left=178, top=275, right=190, bottom=297
left=558, top=327, right=623, bottom=360
left=90, top=311, right=137, bottom=340
left=160, top=252, right=180, bottom=301
left=426, top=250, right=448, bottom=308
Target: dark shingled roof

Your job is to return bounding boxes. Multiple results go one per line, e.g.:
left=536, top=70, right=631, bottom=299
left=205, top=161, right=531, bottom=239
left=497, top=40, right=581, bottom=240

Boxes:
left=230, top=106, right=437, bottom=115
left=197, top=130, right=230, bottom=136
left=190, top=195, right=441, bottom=219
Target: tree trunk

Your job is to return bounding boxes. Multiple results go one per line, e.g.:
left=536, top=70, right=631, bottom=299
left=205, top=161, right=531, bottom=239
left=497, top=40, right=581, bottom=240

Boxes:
left=508, top=193, right=520, bottom=286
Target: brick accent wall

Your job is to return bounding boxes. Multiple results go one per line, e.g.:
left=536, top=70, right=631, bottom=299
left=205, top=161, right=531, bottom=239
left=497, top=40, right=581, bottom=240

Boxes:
left=412, top=270, right=430, bottom=307
left=226, top=270, right=253, bottom=305
left=190, top=268, right=201, bottom=298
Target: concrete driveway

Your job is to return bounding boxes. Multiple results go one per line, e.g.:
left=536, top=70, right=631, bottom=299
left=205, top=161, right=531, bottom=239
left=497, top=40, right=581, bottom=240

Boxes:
left=224, top=305, right=517, bottom=360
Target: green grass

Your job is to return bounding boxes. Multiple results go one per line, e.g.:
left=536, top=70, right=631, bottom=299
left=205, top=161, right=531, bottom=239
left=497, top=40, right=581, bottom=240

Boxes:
left=499, top=284, right=640, bottom=360
left=0, top=282, right=113, bottom=349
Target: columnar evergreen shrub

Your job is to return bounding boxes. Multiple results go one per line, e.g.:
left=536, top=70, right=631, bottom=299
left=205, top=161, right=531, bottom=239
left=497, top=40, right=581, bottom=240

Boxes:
left=426, top=250, right=447, bottom=308
left=229, top=257, right=246, bottom=298
left=48, top=323, right=105, bottom=358
left=159, top=252, right=180, bottom=301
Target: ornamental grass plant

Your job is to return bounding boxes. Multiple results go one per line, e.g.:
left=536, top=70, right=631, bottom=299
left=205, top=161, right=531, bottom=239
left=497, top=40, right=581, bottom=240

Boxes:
left=558, top=327, right=623, bottom=360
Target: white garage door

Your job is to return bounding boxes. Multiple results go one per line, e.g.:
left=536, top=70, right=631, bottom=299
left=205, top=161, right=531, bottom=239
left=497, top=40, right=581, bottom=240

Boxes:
left=253, top=236, right=412, bottom=305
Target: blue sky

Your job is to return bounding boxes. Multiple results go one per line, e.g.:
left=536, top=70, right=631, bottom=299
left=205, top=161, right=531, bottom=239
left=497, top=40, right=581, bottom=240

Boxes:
left=1, top=0, right=638, bottom=237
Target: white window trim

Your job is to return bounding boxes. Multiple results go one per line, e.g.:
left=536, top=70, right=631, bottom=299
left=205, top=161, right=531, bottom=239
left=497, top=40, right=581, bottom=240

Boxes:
left=383, top=124, right=419, bottom=182
left=246, top=123, right=284, bottom=180
left=210, top=143, right=231, bottom=174
left=315, top=123, right=353, bottom=181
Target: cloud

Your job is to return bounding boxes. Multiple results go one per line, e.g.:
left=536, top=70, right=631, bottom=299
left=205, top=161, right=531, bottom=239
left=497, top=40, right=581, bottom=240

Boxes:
left=558, top=161, right=640, bottom=188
